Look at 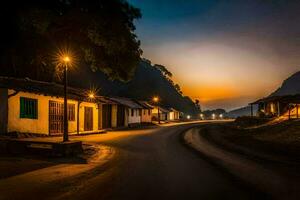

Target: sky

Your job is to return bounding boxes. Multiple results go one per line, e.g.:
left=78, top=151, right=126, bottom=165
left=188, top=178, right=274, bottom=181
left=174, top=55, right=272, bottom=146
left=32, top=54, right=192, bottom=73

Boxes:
left=129, top=0, right=300, bottom=110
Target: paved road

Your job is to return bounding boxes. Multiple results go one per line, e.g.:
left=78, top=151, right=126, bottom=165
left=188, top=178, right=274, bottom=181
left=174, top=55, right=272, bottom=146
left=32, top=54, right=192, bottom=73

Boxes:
left=61, top=122, right=258, bottom=200
left=0, top=122, right=261, bottom=200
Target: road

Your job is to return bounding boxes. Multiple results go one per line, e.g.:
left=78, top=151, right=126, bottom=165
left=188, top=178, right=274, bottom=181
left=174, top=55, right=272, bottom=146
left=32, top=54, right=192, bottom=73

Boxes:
left=0, top=122, right=260, bottom=200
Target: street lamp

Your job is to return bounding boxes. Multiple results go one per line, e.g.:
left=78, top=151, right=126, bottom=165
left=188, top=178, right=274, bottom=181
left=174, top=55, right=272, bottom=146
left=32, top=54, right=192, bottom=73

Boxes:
left=62, top=55, right=71, bottom=142
left=55, top=53, right=72, bottom=142
left=153, top=96, right=160, bottom=124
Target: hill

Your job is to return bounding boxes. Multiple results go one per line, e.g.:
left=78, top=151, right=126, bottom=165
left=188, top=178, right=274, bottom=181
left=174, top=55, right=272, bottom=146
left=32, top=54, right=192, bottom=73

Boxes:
left=270, top=71, right=300, bottom=96
left=226, top=71, right=300, bottom=118
left=68, top=60, right=199, bottom=116
left=225, top=105, right=258, bottom=118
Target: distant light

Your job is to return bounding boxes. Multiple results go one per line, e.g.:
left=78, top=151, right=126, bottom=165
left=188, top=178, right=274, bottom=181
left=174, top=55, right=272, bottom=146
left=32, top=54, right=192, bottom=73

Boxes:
left=187, top=115, right=191, bottom=119
left=200, top=114, right=204, bottom=117
left=219, top=114, right=223, bottom=118
left=212, top=113, right=216, bottom=119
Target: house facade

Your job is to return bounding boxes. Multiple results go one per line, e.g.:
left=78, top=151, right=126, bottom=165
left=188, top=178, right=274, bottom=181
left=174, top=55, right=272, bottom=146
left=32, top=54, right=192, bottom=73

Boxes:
left=0, top=77, right=123, bottom=135
left=136, top=101, right=153, bottom=123
left=168, top=108, right=180, bottom=121
left=151, top=106, right=169, bottom=121
left=110, top=97, right=143, bottom=126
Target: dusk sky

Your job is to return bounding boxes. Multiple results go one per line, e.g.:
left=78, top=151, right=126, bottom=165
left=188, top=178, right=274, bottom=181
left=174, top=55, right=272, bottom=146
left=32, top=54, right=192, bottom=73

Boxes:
left=129, top=0, right=300, bottom=110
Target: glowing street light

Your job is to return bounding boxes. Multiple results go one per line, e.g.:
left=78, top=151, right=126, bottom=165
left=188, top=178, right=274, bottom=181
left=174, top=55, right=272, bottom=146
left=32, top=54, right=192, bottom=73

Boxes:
left=219, top=114, right=223, bottom=118
left=200, top=113, right=204, bottom=119
left=88, top=92, right=95, bottom=99
left=187, top=115, right=191, bottom=120
left=62, top=54, right=71, bottom=142
left=56, top=50, right=74, bottom=143
left=212, top=113, right=216, bottom=119
left=63, top=56, right=70, bottom=63
left=152, top=96, right=160, bottom=124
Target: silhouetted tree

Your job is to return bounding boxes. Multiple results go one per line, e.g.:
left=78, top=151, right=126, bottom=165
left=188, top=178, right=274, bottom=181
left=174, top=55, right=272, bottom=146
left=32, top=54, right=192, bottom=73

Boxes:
left=154, top=64, right=173, bottom=78
left=195, top=99, right=201, bottom=112
left=0, top=0, right=142, bottom=82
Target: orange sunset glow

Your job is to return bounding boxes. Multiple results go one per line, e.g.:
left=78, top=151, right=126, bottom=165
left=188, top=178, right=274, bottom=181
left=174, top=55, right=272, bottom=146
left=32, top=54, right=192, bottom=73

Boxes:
left=142, top=40, right=298, bottom=110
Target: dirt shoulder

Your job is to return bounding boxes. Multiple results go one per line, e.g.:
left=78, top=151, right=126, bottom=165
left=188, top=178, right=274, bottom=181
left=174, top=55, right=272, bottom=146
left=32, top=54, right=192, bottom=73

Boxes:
left=183, top=121, right=300, bottom=199
left=0, top=142, right=108, bottom=180
left=203, top=119, right=300, bottom=163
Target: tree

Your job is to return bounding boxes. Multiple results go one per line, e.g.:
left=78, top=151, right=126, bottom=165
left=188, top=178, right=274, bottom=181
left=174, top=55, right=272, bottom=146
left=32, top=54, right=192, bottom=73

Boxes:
left=195, top=99, right=201, bottom=112
left=154, top=64, right=173, bottom=78
left=0, top=0, right=142, bottom=82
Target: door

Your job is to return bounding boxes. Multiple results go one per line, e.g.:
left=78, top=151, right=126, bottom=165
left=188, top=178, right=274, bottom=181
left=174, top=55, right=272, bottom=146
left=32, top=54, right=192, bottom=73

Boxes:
left=117, top=105, right=125, bottom=127
left=49, top=101, right=64, bottom=135
left=84, top=107, right=93, bottom=131
left=102, top=104, right=112, bottom=129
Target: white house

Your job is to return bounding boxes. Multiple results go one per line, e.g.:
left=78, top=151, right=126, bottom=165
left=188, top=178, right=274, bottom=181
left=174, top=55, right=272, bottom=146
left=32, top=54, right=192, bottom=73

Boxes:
left=168, top=108, right=180, bottom=121
left=0, top=77, right=123, bottom=135
left=136, top=101, right=153, bottom=123
left=151, top=106, right=170, bottom=122
left=109, top=97, right=143, bottom=126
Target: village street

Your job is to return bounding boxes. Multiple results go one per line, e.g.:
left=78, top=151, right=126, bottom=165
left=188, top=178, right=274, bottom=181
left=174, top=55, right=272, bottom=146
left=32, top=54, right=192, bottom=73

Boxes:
left=0, top=121, right=259, bottom=200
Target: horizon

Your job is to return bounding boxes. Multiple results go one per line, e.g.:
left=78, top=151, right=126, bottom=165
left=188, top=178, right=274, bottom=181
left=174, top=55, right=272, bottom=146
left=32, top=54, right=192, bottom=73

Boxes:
left=129, top=0, right=300, bottom=110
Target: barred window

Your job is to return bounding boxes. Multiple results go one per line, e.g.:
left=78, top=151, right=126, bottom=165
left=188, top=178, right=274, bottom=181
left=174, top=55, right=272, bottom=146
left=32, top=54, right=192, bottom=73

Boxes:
left=68, top=104, right=75, bottom=121
left=20, top=97, right=38, bottom=119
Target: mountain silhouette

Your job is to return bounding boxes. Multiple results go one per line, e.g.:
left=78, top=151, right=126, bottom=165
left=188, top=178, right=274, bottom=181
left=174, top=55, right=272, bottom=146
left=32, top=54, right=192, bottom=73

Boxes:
left=270, top=71, right=300, bottom=96
left=226, top=71, right=300, bottom=118
left=68, top=60, right=199, bottom=116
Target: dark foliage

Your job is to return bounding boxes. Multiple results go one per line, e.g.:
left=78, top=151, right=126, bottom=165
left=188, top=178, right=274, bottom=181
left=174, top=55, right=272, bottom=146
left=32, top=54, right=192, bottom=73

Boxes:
left=0, top=0, right=142, bottom=82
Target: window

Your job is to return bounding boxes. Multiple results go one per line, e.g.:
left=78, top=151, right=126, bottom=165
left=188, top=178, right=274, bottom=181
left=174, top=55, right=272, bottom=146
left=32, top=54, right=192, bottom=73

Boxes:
left=68, top=104, right=75, bottom=121
left=131, top=109, right=134, bottom=116
left=20, top=97, right=38, bottom=119
left=148, top=109, right=151, bottom=115
left=143, top=109, right=146, bottom=115
left=138, top=109, right=141, bottom=116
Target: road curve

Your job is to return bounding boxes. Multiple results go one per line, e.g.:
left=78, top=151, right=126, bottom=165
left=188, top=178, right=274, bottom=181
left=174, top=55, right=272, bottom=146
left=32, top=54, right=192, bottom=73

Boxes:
left=57, top=122, right=259, bottom=200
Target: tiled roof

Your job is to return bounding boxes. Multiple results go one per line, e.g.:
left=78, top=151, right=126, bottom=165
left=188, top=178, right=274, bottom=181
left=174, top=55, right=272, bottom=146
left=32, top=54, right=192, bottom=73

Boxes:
left=136, top=101, right=154, bottom=109
left=249, top=94, right=300, bottom=105
left=109, top=97, right=143, bottom=109
left=0, top=76, right=108, bottom=103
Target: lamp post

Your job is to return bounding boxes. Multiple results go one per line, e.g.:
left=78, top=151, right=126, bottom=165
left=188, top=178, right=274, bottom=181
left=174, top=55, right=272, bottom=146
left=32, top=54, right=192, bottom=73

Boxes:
left=153, top=96, right=160, bottom=124
left=63, top=56, right=70, bottom=142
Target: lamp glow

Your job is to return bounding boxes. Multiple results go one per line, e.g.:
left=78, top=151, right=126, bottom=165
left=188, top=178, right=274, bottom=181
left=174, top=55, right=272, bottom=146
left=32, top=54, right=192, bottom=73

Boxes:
left=88, top=92, right=95, bottom=99
left=153, top=96, right=159, bottom=102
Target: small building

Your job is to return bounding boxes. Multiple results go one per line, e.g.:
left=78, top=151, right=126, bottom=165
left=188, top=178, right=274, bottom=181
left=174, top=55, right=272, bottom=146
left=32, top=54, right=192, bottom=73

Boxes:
left=0, top=77, right=121, bottom=135
left=109, top=97, right=143, bottom=126
left=136, top=101, right=153, bottom=124
left=249, top=94, right=300, bottom=119
left=168, top=108, right=180, bottom=121
left=151, top=106, right=170, bottom=121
